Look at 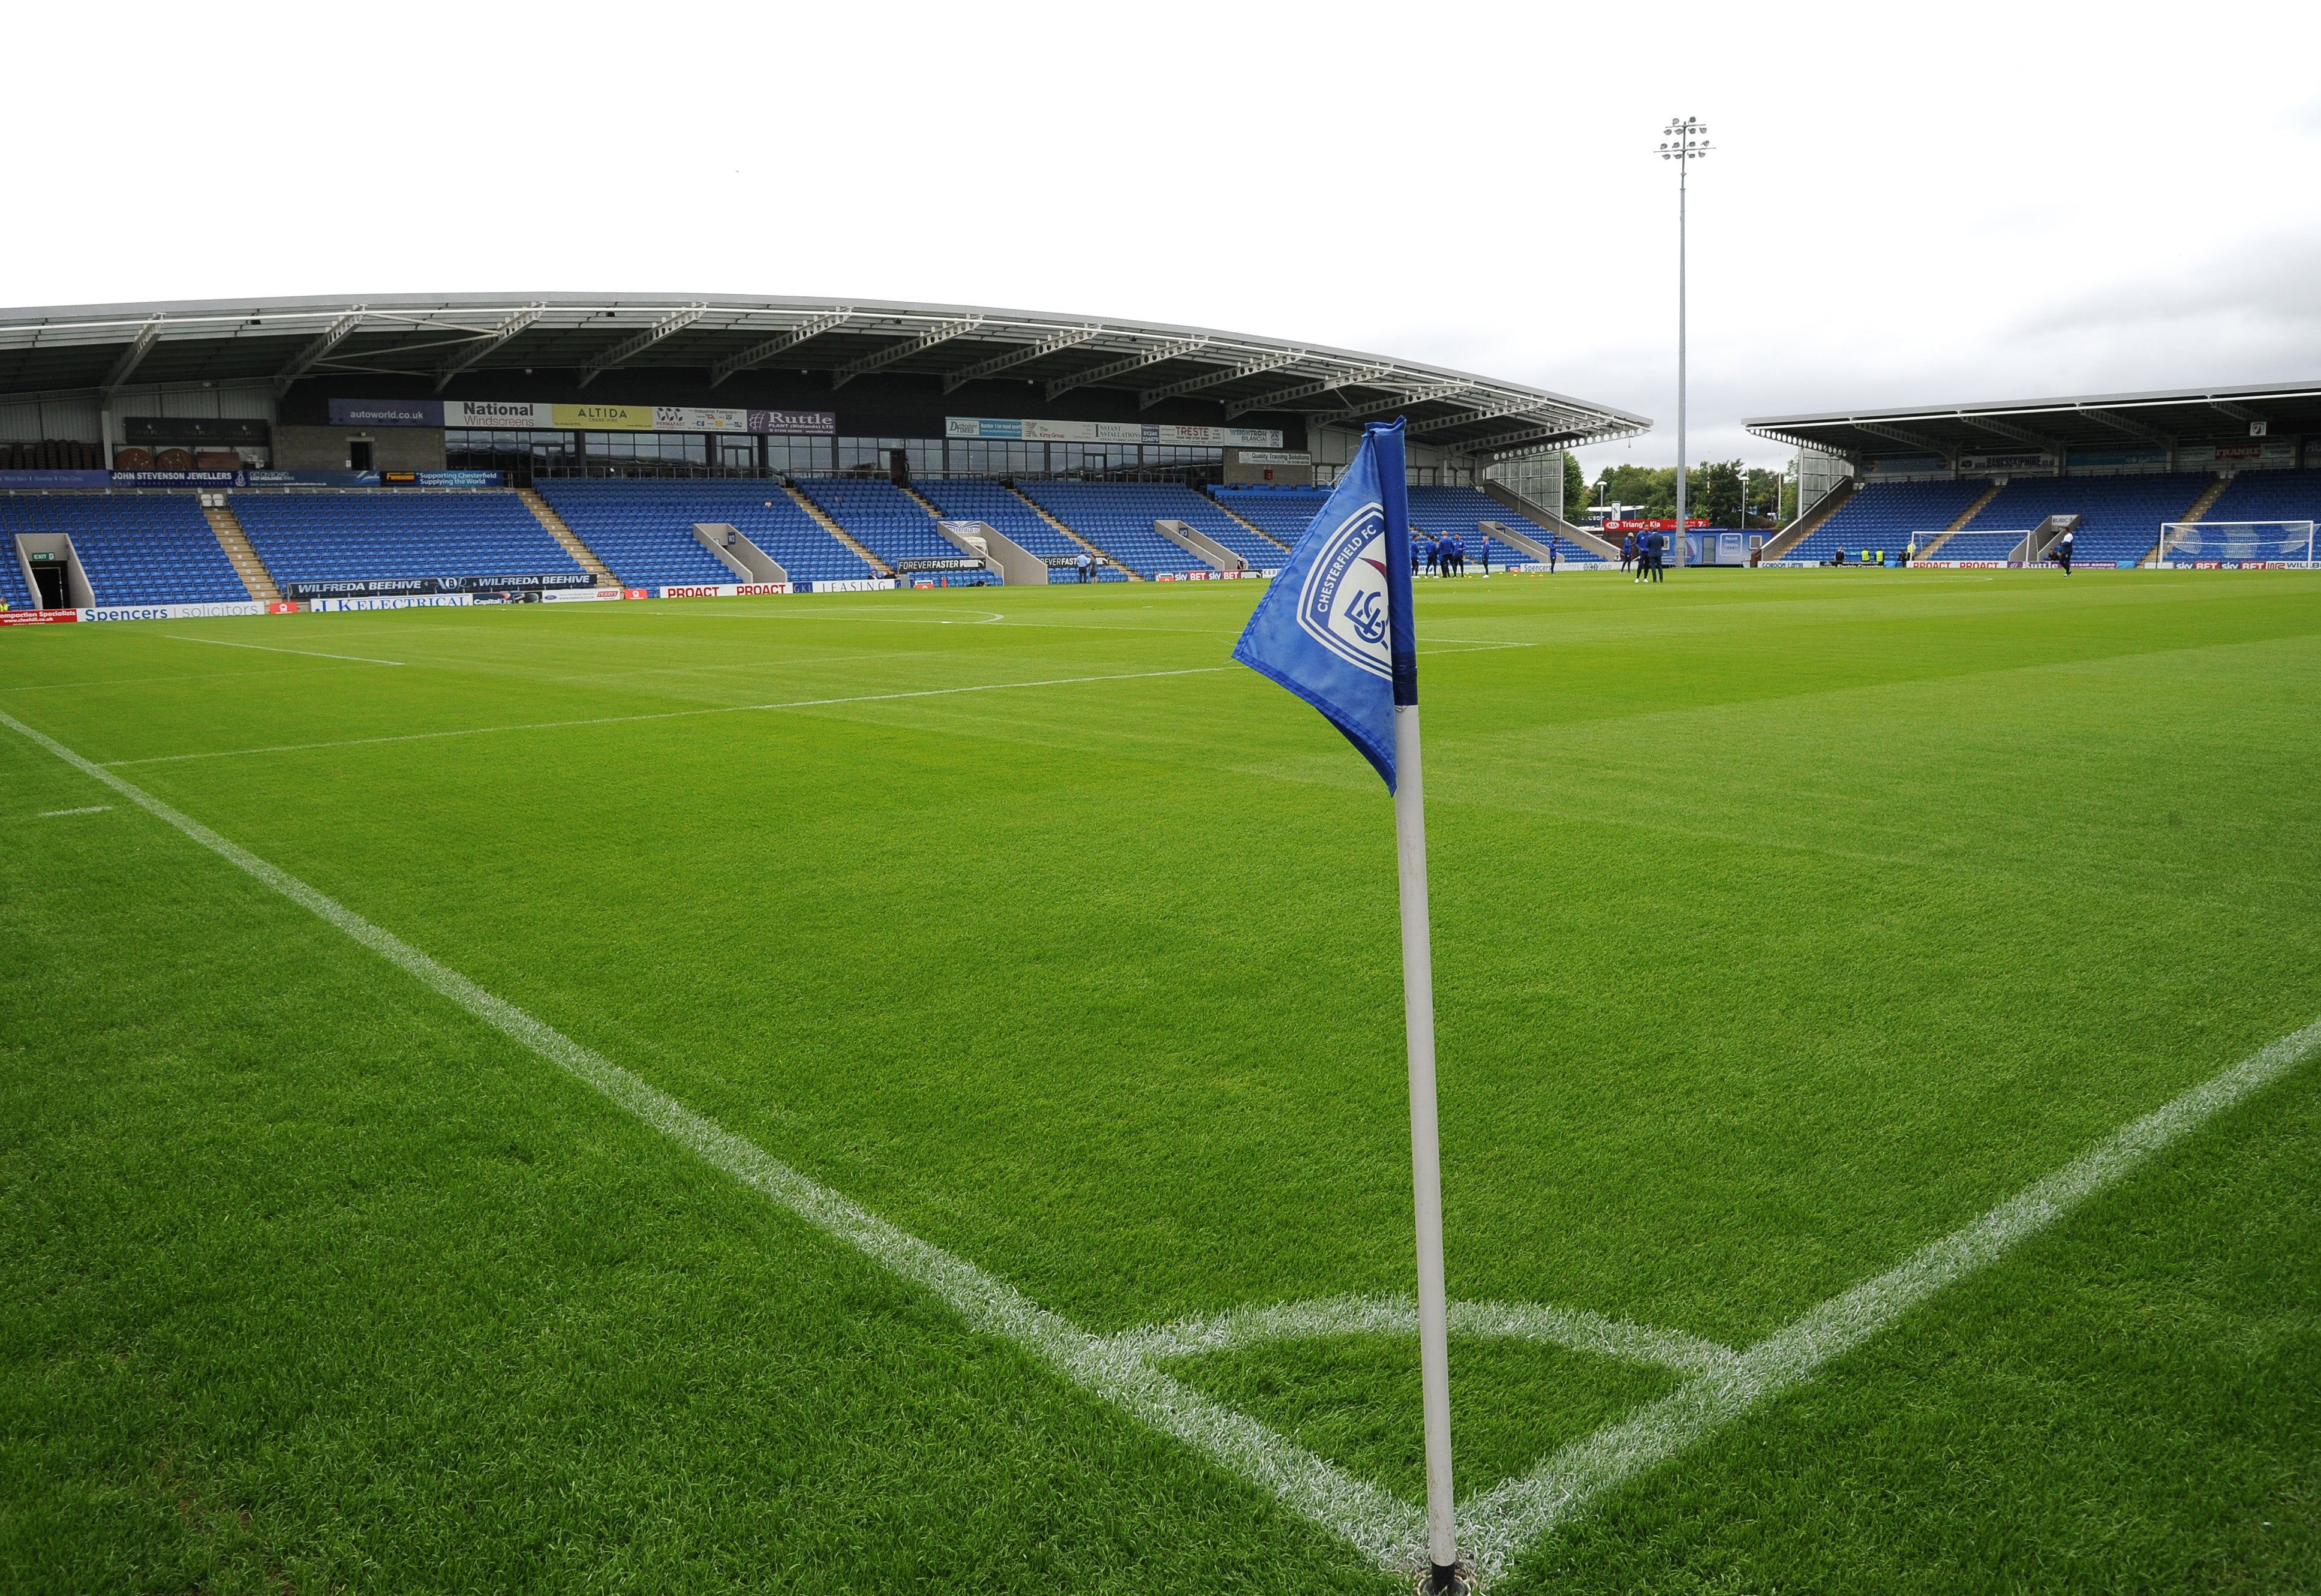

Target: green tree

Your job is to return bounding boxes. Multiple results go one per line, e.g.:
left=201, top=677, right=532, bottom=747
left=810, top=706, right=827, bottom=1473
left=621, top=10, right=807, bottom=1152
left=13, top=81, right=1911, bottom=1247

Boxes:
left=1563, top=452, right=1585, bottom=518
left=1591, top=464, right=1677, bottom=519
left=1744, top=464, right=1796, bottom=525
left=1691, top=459, right=1746, bottom=528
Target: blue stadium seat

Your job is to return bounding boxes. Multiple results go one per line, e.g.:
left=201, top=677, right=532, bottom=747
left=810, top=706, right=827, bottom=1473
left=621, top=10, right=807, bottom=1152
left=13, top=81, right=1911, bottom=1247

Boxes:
left=1213, top=482, right=1596, bottom=569
left=533, top=480, right=876, bottom=589
left=1784, top=480, right=1991, bottom=566
left=914, top=480, right=1129, bottom=581
left=1971, top=473, right=2213, bottom=566
left=794, top=479, right=998, bottom=585
left=1017, top=482, right=1227, bottom=579
left=1407, top=485, right=1595, bottom=567
left=0, top=493, right=248, bottom=605
left=232, top=491, right=585, bottom=587
left=0, top=535, right=39, bottom=611
left=1790, top=474, right=2220, bottom=567
left=2179, top=469, right=2321, bottom=563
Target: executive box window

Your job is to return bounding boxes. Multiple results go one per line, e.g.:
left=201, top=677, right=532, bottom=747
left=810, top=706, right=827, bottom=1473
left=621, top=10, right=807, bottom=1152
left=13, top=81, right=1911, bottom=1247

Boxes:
left=444, top=428, right=580, bottom=481
left=834, top=436, right=943, bottom=477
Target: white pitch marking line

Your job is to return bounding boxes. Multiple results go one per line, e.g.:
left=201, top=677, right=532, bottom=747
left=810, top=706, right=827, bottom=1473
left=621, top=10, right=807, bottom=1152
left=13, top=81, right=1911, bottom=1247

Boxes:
left=167, top=634, right=404, bottom=666
left=1107, top=1293, right=1736, bottom=1380
left=103, top=664, right=1240, bottom=768
left=1453, top=1011, right=2321, bottom=1583
left=9, top=701, right=2317, bottom=1586
left=0, top=704, right=1427, bottom=1574
left=37, top=805, right=112, bottom=817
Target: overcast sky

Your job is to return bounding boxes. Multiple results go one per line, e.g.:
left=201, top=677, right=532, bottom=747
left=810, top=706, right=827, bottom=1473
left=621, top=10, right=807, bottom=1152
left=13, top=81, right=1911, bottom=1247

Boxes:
left=12, top=1, right=2318, bottom=474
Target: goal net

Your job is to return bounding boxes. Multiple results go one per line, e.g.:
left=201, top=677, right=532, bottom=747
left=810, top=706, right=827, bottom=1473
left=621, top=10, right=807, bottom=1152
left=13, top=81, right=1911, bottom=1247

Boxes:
left=2155, top=521, right=2317, bottom=567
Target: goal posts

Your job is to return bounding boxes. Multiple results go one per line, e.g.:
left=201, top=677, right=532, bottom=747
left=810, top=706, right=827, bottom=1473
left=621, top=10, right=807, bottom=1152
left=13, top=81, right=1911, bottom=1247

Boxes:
left=2154, top=521, right=2317, bottom=567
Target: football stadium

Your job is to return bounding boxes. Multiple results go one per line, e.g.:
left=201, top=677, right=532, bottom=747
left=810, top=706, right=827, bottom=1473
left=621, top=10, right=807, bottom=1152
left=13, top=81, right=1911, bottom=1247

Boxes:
left=5, top=286, right=2320, bottom=1596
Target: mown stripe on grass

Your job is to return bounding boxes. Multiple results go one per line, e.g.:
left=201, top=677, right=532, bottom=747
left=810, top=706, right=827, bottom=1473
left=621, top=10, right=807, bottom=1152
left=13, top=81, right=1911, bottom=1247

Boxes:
left=166, top=633, right=405, bottom=666
left=0, top=705, right=1431, bottom=1575
left=100, top=664, right=1240, bottom=767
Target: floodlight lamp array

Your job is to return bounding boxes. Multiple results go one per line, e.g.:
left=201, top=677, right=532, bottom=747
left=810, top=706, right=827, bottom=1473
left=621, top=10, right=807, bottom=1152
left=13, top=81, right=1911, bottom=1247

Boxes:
left=1657, top=115, right=1711, bottom=161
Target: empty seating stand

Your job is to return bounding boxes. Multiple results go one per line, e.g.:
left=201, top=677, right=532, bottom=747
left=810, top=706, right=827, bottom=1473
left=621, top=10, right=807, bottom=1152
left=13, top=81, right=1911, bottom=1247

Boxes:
left=2182, top=469, right=2321, bottom=563
left=232, top=491, right=585, bottom=585
left=794, top=479, right=996, bottom=584
left=1216, top=483, right=1591, bottom=568
left=1017, top=483, right=1214, bottom=579
left=0, top=530, right=37, bottom=611
left=1408, top=485, right=1586, bottom=567
left=1, top=492, right=247, bottom=605
left=534, top=480, right=876, bottom=589
left=1213, top=485, right=1330, bottom=552
left=1972, top=473, right=2212, bottom=566
left=1784, top=480, right=1989, bottom=565
left=912, top=481, right=1128, bottom=582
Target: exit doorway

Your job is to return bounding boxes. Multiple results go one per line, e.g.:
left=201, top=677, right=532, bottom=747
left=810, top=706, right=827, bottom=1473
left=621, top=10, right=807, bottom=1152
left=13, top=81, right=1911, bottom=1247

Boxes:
left=31, top=560, right=67, bottom=608
left=348, top=438, right=375, bottom=471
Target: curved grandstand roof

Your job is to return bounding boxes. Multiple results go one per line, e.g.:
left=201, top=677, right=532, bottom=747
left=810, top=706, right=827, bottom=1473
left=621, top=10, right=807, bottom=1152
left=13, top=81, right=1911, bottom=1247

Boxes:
left=1746, top=379, right=2321, bottom=460
left=0, top=292, right=1647, bottom=457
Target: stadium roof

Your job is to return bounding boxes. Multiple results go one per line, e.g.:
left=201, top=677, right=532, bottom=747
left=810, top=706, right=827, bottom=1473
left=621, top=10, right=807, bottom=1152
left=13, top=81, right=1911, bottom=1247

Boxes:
left=0, top=292, right=1648, bottom=457
left=1745, top=379, right=2321, bottom=459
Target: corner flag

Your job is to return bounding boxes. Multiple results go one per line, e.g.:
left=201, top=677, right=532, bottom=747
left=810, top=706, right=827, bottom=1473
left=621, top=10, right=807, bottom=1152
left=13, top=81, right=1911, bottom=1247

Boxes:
left=1229, top=420, right=1415, bottom=789
left=1231, top=420, right=1465, bottom=1593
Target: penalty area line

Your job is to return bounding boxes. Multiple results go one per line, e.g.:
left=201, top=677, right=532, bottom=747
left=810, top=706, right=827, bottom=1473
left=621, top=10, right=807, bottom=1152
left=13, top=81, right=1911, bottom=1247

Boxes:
left=0, top=704, right=1429, bottom=1576
left=1452, top=1009, right=2321, bottom=1582
left=167, top=633, right=405, bottom=666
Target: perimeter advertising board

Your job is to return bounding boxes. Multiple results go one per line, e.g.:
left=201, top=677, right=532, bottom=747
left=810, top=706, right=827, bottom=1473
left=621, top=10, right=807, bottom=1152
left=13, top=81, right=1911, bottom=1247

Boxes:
left=329, top=399, right=837, bottom=435
left=945, top=416, right=1285, bottom=447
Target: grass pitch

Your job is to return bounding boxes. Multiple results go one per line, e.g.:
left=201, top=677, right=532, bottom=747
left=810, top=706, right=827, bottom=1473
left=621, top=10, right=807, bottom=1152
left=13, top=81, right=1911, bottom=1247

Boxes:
left=4, top=568, right=2319, bottom=1592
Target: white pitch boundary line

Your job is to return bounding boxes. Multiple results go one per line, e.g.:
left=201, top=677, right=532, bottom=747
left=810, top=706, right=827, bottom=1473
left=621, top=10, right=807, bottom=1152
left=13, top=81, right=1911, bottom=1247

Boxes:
left=166, top=634, right=405, bottom=666
left=1453, top=1009, right=2321, bottom=1581
left=37, top=805, right=113, bottom=817
left=8, top=701, right=2317, bottom=1586
left=1108, top=1293, right=1736, bottom=1380
left=0, top=705, right=1428, bottom=1574
left=102, top=665, right=1240, bottom=768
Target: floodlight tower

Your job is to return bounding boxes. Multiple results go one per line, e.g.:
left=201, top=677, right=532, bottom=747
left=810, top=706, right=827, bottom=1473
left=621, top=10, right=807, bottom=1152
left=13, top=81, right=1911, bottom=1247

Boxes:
left=1659, top=116, right=1711, bottom=564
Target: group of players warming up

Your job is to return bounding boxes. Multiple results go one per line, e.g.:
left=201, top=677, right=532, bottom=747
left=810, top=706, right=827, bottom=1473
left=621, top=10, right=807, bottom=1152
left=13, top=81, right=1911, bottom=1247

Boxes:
left=1618, top=529, right=1669, bottom=581
left=1407, top=531, right=1501, bottom=577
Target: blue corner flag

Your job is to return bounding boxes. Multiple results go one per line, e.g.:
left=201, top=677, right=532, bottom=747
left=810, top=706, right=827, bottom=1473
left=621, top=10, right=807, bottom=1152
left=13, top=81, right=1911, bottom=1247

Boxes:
left=1230, top=420, right=1415, bottom=789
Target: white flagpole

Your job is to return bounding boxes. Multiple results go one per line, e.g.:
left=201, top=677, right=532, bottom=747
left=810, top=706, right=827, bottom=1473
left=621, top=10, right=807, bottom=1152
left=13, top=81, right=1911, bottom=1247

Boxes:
left=1393, top=698, right=1461, bottom=1592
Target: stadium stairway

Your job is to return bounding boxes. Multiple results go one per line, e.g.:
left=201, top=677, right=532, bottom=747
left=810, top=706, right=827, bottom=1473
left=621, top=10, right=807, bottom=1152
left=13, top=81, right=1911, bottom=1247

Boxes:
left=782, top=484, right=892, bottom=576
left=1910, top=480, right=2006, bottom=561
left=2142, top=475, right=2232, bottom=564
left=518, top=488, right=618, bottom=585
left=200, top=498, right=281, bottom=600
left=1003, top=483, right=1138, bottom=578
left=897, top=482, right=949, bottom=524
left=1760, top=478, right=1859, bottom=562
left=1205, top=492, right=1294, bottom=558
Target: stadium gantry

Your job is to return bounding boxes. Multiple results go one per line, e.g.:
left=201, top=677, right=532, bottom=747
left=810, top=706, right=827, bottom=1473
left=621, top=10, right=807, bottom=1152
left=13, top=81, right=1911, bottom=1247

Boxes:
left=1748, top=380, right=2321, bottom=569
left=0, top=293, right=1647, bottom=609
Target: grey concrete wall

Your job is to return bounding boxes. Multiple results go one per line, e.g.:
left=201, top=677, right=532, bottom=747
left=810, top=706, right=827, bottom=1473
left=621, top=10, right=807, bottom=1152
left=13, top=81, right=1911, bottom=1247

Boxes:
left=1156, top=519, right=1241, bottom=572
left=937, top=519, right=1042, bottom=585
left=16, top=533, right=95, bottom=606
left=690, top=524, right=772, bottom=582
left=1479, top=482, right=1622, bottom=560
left=274, top=425, right=447, bottom=471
